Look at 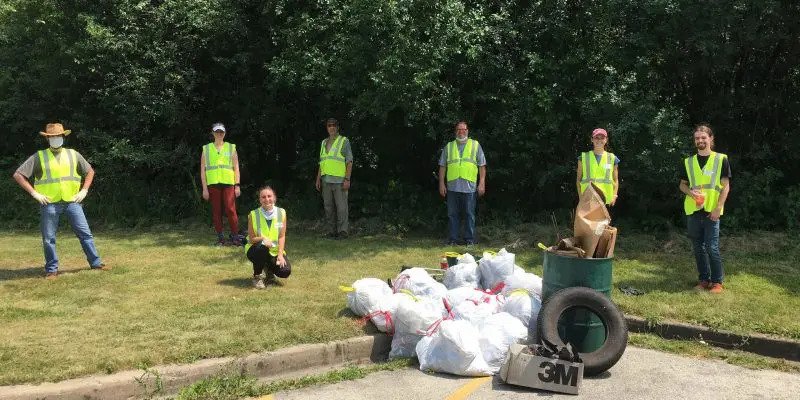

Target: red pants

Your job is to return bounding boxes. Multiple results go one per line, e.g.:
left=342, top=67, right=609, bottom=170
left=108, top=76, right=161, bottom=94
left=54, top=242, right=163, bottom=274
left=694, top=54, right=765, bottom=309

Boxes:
left=208, top=185, right=239, bottom=234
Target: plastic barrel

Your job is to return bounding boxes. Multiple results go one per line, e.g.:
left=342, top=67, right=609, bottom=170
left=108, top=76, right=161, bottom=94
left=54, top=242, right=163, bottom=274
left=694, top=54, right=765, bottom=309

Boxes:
left=542, top=251, right=613, bottom=353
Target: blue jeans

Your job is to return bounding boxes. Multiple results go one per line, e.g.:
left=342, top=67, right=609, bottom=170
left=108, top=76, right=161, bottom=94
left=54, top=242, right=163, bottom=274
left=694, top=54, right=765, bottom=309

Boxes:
left=446, top=191, right=477, bottom=243
left=41, top=202, right=102, bottom=273
left=687, top=212, right=723, bottom=283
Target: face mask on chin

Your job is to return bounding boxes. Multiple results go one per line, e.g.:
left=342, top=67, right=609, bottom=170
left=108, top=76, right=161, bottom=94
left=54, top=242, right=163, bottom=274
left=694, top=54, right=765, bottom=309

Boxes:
left=456, top=135, right=468, bottom=143
left=48, top=136, right=64, bottom=149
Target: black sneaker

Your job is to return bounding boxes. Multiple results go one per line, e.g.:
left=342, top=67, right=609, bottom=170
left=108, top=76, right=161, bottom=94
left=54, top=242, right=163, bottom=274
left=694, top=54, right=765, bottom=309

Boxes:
left=215, top=233, right=226, bottom=246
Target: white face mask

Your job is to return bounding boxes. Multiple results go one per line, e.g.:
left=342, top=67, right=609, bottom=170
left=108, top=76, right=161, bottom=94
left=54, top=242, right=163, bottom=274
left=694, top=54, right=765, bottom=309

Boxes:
left=48, top=136, right=64, bottom=149
left=456, top=135, right=468, bottom=143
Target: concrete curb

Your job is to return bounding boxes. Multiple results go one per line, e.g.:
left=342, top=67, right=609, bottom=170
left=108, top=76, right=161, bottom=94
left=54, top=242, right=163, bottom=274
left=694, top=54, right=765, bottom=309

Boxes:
left=1, top=317, right=797, bottom=400
left=625, top=315, right=800, bottom=361
left=0, top=334, right=392, bottom=400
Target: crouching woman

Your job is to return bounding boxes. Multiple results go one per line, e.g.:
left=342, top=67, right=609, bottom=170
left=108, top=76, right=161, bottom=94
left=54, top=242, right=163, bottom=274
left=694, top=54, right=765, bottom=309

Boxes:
left=246, top=186, right=291, bottom=289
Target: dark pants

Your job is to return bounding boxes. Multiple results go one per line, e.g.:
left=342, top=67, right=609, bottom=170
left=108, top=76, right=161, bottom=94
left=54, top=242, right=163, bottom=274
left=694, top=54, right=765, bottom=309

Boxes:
left=246, top=245, right=291, bottom=278
left=209, top=185, right=239, bottom=235
left=687, top=212, right=724, bottom=283
left=446, top=191, right=477, bottom=243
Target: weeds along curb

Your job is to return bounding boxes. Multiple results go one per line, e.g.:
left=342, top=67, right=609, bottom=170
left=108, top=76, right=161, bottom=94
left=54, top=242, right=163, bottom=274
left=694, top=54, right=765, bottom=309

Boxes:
left=625, top=316, right=800, bottom=361
left=0, top=334, right=392, bottom=400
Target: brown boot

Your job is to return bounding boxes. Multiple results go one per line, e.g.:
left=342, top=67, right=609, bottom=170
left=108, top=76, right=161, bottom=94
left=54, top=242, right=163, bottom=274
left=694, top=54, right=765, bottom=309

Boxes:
left=709, top=283, right=724, bottom=294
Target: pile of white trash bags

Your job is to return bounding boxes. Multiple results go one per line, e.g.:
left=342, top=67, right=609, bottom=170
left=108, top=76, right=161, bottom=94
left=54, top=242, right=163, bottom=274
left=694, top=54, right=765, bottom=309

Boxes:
left=344, top=248, right=543, bottom=377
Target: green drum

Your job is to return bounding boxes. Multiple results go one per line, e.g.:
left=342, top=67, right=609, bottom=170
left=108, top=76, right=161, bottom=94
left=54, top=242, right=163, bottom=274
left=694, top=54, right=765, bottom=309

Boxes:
left=542, top=251, right=613, bottom=353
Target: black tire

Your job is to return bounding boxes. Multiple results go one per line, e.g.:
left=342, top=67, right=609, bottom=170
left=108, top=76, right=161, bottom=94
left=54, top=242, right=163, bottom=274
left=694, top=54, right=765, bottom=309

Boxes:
left=537, top=287, right=628, bottom=376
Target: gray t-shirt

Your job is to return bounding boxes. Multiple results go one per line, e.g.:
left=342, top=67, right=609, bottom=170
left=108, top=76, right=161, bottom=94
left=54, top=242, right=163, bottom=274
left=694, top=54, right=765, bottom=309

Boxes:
left=438, top=140, right=487, bottom=193
left=16, top=148, right=92, bottom=180
left=321, top=136, right=354, bottom=184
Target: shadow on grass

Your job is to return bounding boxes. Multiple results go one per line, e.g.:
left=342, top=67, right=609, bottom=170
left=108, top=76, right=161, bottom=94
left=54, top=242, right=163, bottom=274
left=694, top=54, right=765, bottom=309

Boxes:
left=0, top=266, right=93, bottom=281
left=218, top=278, right=252, bottom=289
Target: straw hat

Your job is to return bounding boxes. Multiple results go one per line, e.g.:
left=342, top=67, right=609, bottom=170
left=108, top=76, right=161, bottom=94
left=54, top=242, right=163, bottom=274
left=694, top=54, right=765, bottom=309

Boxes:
left=39, top=123, right=72, bottom=137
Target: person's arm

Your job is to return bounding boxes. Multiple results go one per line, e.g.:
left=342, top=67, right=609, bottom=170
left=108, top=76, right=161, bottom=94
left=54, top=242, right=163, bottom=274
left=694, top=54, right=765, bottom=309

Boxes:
left=232, top=149, right=241, bottom=197
left=276, top=213, right=287, bottom=266
left=438, top=165, right=447, bottom=197
left=200, top=150, right=209, bottom=200
left=576, top=160, right=583, bottom=195
left=343, top=161, right=353, bottom=190
left=477, top=165, right=486, bottom=196
left=611, top=165, right=619, bottom=206
left=710, top=177, right=730, bottom=221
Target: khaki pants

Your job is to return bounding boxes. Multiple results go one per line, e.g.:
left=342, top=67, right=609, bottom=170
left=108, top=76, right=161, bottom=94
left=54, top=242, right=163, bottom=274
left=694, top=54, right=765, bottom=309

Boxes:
left=322, top=181, right=349, bottom=234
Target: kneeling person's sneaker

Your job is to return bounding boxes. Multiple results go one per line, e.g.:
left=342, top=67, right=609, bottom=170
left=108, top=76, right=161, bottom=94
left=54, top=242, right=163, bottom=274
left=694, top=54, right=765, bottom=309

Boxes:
left=709, top=283, right=723, bottom=293
left=253, top=275, right=265, bottom=289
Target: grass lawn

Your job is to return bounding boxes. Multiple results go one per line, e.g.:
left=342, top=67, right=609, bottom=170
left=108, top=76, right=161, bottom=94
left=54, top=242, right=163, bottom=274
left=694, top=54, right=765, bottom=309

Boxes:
left=0, top=223, right=798, bottom=385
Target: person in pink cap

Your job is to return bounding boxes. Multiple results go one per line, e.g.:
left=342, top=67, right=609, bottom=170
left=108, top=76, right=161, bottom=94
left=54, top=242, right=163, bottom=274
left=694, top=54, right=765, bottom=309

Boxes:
left=576, top=128, right=620, bottom=208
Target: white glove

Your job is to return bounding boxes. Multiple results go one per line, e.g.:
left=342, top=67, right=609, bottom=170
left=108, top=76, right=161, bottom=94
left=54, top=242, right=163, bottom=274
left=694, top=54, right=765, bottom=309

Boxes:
left=31, top=191, right=49, bottom=205
left=73, top=189, right=88, bottom=203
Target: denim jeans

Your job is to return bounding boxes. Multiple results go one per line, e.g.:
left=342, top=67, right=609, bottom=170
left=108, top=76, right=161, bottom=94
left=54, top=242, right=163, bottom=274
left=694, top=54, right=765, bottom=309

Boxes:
left=446, top=191, right=477, bottom=243
left=686, top=212, right=724, bottom=283
left=41, top=202, right=102, bottom=272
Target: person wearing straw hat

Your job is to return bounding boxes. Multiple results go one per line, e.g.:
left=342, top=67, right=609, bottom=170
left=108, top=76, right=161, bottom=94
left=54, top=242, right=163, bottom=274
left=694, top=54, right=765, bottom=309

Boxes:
left=200, top=122, right=243, bottom=246
left=12, top=123, right=108, bottom=279
left=576, top=128, right=620, bottom=209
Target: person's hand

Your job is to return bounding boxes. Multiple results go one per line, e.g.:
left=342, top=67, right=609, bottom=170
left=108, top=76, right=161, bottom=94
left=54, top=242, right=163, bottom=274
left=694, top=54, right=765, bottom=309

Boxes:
left=234, top=186, right=241, bottom=198
left=276, top=254, right=286, bottom=267
left=690, top=188, right=703, bottom=198
left=315, top=177, right=321, bottom=192
left=262, top=238, right=273, bottom=248
left=343, top=179, right=350, bottom=191
left=439, top=183, right=447, bottom=198
left=477, top=183, right=486, bottom=197
left=709, top=208, right=722, bottom=221
left=202, top=188, right=209, bottom=201
left=73, top=189, right=88, bottom=203
left=31, top=191, right=49, bottom=205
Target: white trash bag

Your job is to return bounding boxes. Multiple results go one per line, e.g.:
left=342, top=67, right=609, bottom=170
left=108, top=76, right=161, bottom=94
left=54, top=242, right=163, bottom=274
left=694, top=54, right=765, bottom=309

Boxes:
left=416, top=319, right=493, bottom=376
left=344, top=278, right=393, bottom=317
left=502, top=271, right=543, bottom=298
left=389, top=296, right=446, bottom=358
left=501, top=289, right=542, bottom=328
left=479, top=248, right=516, bottom=290
left=446, top=287, right=492, bottom=307
left=452, top=300, right=496, bottom=327
left=478, top=312, right=529, bottom=372
left=392, top=267, right=448, bottom=301
left=368, top=291, right=415, bottom=334
left=443, top=261, right=479, bottom=289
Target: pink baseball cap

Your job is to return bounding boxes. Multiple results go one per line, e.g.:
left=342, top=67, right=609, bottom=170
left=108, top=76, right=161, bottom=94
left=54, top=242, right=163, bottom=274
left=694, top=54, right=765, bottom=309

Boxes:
left=592, top=128, right=608, bottom=138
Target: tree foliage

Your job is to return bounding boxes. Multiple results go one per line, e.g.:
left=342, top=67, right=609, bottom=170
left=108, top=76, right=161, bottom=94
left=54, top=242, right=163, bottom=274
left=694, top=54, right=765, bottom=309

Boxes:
left=1, top=0, right=798, bottom=229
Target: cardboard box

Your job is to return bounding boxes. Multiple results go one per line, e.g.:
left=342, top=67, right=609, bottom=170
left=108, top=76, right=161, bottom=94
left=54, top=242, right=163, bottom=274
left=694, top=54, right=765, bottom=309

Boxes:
left=499, top=344, right=584, bottom=395
left=593, top=226, right=618, bottom=258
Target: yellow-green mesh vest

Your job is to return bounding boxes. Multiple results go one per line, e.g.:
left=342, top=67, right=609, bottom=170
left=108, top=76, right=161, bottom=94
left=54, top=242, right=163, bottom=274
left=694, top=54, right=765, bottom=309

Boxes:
left=579, top=151, right=615, bottom=204
left=319, top=136, right=347, bottom=178
left=33, top=148, right=82, bottom=202
left=245, top=207, right=286, bottom=256
left=684, top=152, right=727, bottom=215
left=203, top=142, right=236, bottom=185
left=445, top=139, right=479, bottom=183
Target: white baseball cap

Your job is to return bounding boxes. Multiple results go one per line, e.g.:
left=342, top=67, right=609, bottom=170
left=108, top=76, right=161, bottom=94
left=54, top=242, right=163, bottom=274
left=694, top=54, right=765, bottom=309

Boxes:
left=211, top=123, right=226, bottom=132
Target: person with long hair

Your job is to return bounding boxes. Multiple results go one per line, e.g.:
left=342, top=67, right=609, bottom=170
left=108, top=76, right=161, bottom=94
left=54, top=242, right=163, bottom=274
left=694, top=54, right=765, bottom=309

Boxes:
left=679, top=123, right=731, bottom=294
left=576, top=128, right=619, bottom=208
left=245, top=186, right=291, bottom=289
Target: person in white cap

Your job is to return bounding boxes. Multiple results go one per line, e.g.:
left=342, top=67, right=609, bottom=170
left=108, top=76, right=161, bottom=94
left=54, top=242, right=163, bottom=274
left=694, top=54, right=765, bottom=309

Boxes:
left=576, top=128, right=620, bottom=208
left=12, top=122, right=108, bottom=279
left=200, top=122, right=243, bottom=245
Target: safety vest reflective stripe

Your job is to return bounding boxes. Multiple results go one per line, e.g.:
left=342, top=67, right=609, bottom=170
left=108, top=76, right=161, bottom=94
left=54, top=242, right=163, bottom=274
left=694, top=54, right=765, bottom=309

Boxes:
left=319, top=136, right=347, bottom=177
left=204, top=143, right=234, bottom=171
left=446, top=139, right=479, bottom=183
left=687, top=154, right=723, bottom=192
left=580, top=152, right=613, bottom=184
left=319, top=136, right=346, bottom=161
left=446, top=141, right=478, bottom=166
left=34, top=149, right=81, bottom=185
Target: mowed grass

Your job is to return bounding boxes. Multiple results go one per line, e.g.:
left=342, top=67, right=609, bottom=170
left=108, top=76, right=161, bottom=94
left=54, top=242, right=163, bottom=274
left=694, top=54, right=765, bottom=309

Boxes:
left=0, top=224, right=798, bottom=385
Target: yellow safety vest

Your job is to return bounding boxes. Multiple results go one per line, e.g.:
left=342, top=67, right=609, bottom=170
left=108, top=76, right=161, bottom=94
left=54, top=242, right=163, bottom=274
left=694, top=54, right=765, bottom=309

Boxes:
left=579, top=151, right=616, bottom=204
left=203, top=142, right=236, bottom=185
left=445, top=139, right=479, bottom=183
left=245, top=207, right=286, bottom=256
left=319, top=135, right=347, bottom=178
left=33, top=148, right=82, bottom=202
left=684, top=152, right=727, bottom=215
